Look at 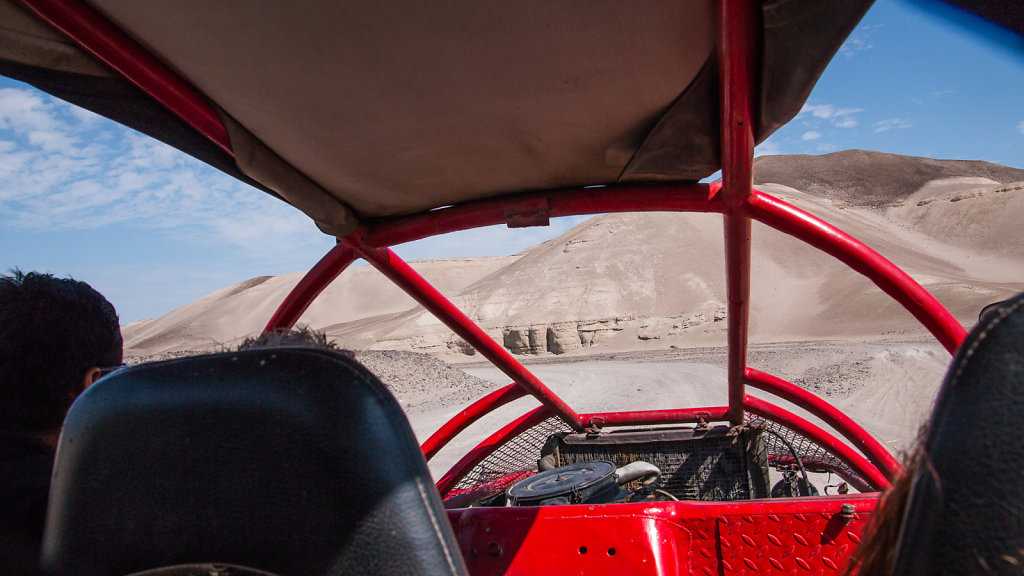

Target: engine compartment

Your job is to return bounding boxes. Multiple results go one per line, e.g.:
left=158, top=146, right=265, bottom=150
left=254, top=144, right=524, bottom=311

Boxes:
left=473, top=424, right=783, bottom=507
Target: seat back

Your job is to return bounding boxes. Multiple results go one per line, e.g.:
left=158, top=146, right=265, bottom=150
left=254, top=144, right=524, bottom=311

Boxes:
left=41, top=347, right=467, bottom=576
left=892, top=292, right=1024, bottom=575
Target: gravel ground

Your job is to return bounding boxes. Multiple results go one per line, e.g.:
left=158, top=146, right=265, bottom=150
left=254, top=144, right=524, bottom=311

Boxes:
left=354, top=350, right=496, bottom=414
left=127, top=348, right=497, bottom=415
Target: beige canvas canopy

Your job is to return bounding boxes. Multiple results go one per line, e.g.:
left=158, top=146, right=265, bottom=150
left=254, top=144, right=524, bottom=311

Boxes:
left=1, top=0, right=873, bottom=235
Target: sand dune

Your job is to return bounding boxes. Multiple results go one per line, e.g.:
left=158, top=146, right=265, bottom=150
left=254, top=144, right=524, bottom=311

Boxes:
left=123, top=256, right=518, bottom=355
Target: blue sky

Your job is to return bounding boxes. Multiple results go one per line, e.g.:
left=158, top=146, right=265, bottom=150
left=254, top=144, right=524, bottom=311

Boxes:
left=1, top=0, right=1022, bottom=324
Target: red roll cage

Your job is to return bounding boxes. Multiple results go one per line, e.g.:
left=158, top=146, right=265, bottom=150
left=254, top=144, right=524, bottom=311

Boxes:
left=11, top=0, right=979, bottom=573
left=13, top=0, right=969, bottom=491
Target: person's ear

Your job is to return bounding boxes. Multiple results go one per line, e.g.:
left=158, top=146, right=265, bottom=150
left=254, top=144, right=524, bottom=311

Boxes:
left=82, top=367, right=103, bottom=390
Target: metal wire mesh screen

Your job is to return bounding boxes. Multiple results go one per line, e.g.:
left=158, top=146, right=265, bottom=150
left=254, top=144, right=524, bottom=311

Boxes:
left=550, top=427, right=769, bottom=501
left=445, top=415, right=569, bottom=500
left=443, top=413, right=874, bottom=501
left=746, top=415, right=872, bottom=492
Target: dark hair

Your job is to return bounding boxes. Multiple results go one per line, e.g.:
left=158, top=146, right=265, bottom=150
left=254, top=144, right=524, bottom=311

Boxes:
left=842, top=426, right=928, bottom=576
left=0, top=270, right=122, bottom=432
left=237, top=326, right=352, bottom=357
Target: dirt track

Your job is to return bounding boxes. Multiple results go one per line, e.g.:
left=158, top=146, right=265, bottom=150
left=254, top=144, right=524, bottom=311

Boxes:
left=375, top=336, right=950, bottom=479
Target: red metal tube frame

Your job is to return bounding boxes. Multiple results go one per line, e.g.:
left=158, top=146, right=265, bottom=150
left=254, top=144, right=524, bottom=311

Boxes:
left=716, top=0, right=758, bottom=206
left=25, top=0, right=965, bottom=364
left=264, top=243, right=356, bottom=333
left=436, top=406, right=555, bottom=497
left=743, top=394, right=890, bottom=490
left=341, top=237, right=584, bottom=431
left=745, top=368, right=901, bottom=481
left=724, top=215, right=752, bottom=425
left=421, top=383, right=528, bottom=462
left=17, top=0, right=232, bottom=155
left=746, top=190, right=967, bottom=353
left=717, top=0, right=759, bottom=425
left=28, top=0, right=959, bottom=500
left=360, top=183, right=722, bottom=248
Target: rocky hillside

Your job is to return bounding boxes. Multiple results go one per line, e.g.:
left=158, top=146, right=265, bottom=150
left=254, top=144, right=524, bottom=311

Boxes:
left=123, top=151, right=1024, bottom=361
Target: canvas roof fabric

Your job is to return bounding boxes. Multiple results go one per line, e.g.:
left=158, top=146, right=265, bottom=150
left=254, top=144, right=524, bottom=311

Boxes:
left=1, top=0, right=873, bottom=235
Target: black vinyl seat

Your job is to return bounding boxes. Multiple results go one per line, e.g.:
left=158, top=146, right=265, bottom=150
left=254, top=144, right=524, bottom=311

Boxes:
left=892, top=291, right=1024, bottom=575
left=41, top=347, right=468, bottom=576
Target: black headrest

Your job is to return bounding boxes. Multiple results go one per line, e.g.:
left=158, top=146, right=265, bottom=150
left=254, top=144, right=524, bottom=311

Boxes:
left=892, top=292, right=1024, bottom=575
left=42, top=347, right=467, bottom=575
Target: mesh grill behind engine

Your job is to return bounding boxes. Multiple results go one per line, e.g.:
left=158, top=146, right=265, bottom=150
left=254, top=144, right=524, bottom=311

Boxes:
left=544, top=425, right=769, bottom=501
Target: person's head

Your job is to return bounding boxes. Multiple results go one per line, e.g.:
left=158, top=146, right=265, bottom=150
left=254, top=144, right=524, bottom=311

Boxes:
left=0, top=269, right=122, bottom=435
left=237, top=326, right=351, bottom=356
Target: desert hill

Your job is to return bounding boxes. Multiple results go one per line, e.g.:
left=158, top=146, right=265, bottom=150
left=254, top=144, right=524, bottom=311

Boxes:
left=124, top=257, right=517, bottom=353
left=753, top=149, right=1024, bottom=209
left=123, top=151, right=1024, bottom=361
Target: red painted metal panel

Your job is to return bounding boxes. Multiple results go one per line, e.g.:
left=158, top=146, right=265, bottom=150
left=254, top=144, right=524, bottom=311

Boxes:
left=746, top=190, right=967, bottom=353
left=743, top=394, right=890, bottom=490
left=716, top=507, right=871, bottom=575
left=16, top=0, right=233, bottom=155
left=341, top=235, right=584, bottom=430
left=447, top=495, right=879, bottom=575
left=422, top=383, right=528, bottom=462
left=453, top=508, right=690, bottom=575
left=437, top=407, right=553, bottom=497
left=745, top=367, right=901, bottom=481
left=263, top=243, right=356, bottom=334
left=359, top=184, right=723, bottom=248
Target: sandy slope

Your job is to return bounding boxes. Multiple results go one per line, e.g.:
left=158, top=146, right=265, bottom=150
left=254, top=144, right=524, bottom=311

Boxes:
left=123, top=256, right=518, bottom=355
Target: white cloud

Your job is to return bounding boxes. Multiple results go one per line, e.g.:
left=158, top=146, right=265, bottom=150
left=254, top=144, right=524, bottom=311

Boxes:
left=874, top=118, right=912, bottom=133
left=0, top=88, right=60, bottom=132
left=803, top=104, right=832, bottom=119
left=1018, top=121, right=1024, bottom=134
left=802, top=131, right=822, bottom=141
left=0, top=86, right=330, bottom=258
left=799, top=104, right=862, bottom=128
left=913, top=90, right=956, bottom=105
left=754, top=140, right=783, bottom=157
left=838, top=32, right=873, bottom=60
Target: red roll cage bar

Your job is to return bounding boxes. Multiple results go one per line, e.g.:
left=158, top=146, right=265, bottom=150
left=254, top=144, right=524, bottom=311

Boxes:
left=17, top=0, right=968, bottom=493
